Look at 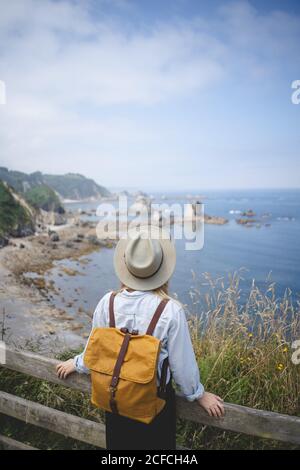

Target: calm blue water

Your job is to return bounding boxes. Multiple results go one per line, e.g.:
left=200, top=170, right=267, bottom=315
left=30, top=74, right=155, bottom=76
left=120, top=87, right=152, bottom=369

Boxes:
left=42, top=189, right=300, bottom=316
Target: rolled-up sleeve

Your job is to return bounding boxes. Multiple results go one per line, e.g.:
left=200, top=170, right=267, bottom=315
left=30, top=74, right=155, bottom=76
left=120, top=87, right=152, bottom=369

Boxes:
left=167, top=305, right=204, bottom=401
left=74, top=350, right=90, bottom=374
left=74, top=292, right=110, bottom=374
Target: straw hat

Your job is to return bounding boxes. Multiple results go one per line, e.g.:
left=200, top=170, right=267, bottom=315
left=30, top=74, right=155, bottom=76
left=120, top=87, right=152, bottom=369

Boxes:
left=114, top=225, right=176, bottom=291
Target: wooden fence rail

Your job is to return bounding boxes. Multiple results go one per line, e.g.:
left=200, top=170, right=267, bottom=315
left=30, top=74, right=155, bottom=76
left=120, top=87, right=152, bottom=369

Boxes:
left=1, top=346, right=300, bottom=449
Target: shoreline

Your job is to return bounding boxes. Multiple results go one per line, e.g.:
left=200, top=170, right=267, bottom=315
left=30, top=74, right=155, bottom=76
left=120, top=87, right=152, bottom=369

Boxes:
left=0, top=218, right=115, bottom=355
left=0, top=206, right=254, bottom=355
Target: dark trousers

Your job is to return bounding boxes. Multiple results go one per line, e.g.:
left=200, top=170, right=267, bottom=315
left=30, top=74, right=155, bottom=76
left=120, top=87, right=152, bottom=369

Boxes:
left=105, top=382, right=176, bottom=450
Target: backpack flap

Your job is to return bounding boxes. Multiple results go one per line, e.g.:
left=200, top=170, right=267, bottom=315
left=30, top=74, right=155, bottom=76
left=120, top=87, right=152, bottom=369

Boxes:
left=84, top=327, right=161, bottom=384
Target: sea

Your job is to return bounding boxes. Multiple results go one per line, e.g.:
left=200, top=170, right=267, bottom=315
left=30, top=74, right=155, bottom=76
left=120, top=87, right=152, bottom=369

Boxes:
left=33, top=189, right=300, bottom=317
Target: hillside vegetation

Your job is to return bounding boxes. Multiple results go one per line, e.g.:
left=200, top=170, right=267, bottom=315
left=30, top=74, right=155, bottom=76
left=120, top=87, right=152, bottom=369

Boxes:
left=43, top=173, right=110, bottom=200
left=0, top=167, right=110, bottom=203
left=25, top=184, right=63, bottom=212
left=0, top=180, right=35, bottom=238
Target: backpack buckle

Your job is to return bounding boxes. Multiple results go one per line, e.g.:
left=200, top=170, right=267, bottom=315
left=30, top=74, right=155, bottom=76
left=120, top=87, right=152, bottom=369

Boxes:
left=120, top=327, right=139, bottom=335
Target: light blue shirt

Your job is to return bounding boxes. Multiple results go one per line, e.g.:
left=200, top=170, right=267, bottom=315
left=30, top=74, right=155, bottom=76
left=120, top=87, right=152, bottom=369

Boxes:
left=74, top=289, right=204, bottom=401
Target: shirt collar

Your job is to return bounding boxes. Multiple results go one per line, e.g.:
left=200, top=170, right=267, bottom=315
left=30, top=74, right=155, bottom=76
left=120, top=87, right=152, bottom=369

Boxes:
left=119, top=289, right=151, bottom=297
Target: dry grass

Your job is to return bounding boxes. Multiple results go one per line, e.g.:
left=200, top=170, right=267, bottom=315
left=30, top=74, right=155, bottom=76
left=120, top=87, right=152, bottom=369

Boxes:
left=178, top=271, right=300, bottom=449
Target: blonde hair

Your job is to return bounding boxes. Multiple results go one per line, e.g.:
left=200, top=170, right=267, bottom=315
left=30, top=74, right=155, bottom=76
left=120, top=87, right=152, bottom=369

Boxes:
left=151, top=283, right=172, bottom=300
left=118, top=282, right=180, bottom=304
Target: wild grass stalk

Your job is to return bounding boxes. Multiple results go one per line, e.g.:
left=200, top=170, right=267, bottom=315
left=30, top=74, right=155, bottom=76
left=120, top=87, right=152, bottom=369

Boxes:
left=180, top=272, right=300, bottom=449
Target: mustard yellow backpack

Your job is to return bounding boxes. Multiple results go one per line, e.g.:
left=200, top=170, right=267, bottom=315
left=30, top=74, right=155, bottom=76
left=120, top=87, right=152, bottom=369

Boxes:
left=84, top=292, right=170, bottom=424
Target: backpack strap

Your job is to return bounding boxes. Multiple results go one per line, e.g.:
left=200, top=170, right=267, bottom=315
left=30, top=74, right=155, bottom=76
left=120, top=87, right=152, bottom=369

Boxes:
left=158, top=357, right=170, bottom=398
left=109, top=293, right=169, bottom=333
left=109, top=331, right=131, bottom=414
left=146, top=299, right=171, bottom=396
left=109, top=291, right=117, bottom=327
left=146, top=299, right=169, bottom=336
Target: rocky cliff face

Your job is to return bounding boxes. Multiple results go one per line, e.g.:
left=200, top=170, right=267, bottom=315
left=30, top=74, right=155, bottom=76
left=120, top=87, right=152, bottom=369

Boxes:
left=37, top=209, right=66, bottom=227
left=24, top=184, right=63, bottom=212
left=0, top=180, right=36, bottom=243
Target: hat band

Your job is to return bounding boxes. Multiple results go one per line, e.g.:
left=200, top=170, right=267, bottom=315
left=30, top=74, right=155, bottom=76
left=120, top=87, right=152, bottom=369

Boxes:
left=124, top=252, right=164, bottom=279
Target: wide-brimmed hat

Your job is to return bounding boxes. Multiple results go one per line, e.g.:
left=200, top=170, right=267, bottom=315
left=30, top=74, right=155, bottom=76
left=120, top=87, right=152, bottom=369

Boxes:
left=114, top=225, right=176, bottom=291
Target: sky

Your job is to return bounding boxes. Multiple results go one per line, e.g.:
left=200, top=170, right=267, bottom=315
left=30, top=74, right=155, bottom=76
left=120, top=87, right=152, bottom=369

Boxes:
left=0, top=0, right=299, bottom=191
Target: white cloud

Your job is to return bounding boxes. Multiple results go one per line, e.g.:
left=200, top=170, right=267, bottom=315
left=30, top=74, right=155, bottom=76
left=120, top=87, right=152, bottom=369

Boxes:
left=0, top=5, right=224, bottom=106
left=0, top=0, right=299, bottom=188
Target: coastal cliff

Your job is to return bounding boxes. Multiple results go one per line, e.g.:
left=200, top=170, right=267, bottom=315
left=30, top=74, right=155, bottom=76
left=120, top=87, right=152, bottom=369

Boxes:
left=0, top=168, right=110, bottom=203
left=0, top=181, right=36, bottom=245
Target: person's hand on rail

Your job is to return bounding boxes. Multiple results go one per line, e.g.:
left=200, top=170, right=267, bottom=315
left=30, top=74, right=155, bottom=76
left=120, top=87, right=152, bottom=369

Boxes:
left=198, top=392, right=224, bottom=418
left=56, top=359, right=76, bottom=379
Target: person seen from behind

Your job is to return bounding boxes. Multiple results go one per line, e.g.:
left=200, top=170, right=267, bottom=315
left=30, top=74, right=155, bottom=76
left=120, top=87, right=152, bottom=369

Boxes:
left=56, top=225, right=224, bottom=449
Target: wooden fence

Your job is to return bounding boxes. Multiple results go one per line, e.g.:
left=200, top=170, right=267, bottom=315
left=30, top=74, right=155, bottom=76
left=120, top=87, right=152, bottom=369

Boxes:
left=0, top=346, right=300, bottom=450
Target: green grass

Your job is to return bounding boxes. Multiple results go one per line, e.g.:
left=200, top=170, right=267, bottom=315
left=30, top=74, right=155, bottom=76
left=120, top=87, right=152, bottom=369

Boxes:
left=0, top=273, right=300, bottom=449
left=0, top=349, right=103, bottom=450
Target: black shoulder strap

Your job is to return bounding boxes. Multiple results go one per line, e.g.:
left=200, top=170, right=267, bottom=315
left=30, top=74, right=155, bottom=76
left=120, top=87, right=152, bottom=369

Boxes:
left=146, top=299, right=169, bottom=336
left=158, top=357, right=170, bottom=397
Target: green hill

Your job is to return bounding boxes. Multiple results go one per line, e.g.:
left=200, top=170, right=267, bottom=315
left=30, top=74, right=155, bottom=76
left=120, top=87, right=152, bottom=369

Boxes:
left=0, top=180, right=35, bottom=239
left=25, top=184, right=63, bottom=212
left=43, top=173, right=110, bottom=200
left=0, top=168, right=110, bottom=204
left=0, top=168, right=44, bottom=193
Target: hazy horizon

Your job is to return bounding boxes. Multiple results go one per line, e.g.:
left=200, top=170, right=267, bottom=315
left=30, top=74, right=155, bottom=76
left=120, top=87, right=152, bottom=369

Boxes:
left=2, top=165, right=300, bottom=193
